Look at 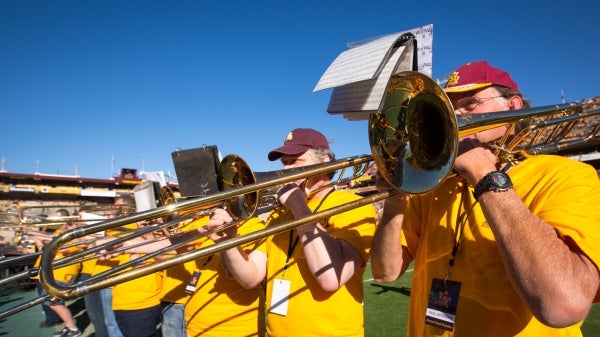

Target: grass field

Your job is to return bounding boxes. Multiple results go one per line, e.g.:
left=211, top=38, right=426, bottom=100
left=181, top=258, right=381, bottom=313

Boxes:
left=362, top=261, right=600, bottom=336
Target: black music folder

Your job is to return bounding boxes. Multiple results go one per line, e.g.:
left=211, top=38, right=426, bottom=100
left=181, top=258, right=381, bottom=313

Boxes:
left=171, top=146, right=221, bottom=198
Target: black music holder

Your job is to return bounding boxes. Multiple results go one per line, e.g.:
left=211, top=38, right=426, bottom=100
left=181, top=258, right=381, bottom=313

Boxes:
left=171, top=146, right=221, bottom=198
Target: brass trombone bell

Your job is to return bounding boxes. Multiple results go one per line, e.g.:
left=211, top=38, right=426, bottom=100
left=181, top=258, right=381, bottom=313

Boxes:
left=369, top=72, right=457, bottom=194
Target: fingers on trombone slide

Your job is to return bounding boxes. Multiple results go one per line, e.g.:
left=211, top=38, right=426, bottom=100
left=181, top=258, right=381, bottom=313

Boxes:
left=91, top=237, right=124, bottom=260
left=200, top=208, right=236, bottom=242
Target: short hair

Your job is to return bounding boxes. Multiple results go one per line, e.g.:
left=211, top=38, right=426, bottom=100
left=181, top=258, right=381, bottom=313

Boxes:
left=491, top=85, right=532, bottom=135
left=307, top=148, right=335, bottom=162
left=493, top=85, right=531, bottom=109
left=306, top=148, right=336, bottom=179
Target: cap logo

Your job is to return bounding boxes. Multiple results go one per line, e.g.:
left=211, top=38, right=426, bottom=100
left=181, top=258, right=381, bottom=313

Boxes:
left=447, top=71, right=459, bottom=87
left=285, top=131, right=294, bottom=142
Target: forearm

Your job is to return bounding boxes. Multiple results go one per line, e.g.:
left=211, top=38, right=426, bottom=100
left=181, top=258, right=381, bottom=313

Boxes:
left=295, top=219, right=361, bottom=292
left=481, top=190, right=599, bottom=326
left=370, top=195, right=409, bottom=282
left=221, top=248, right=266, bottom=289
left=279, top=185, right=364, bottom=291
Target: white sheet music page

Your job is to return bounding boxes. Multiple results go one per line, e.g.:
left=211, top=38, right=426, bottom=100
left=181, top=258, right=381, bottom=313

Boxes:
left=413, top=24, right=433, bottom=76
left=325, top=42, right=410, bottom=120
left=313, top=33, right=404, bottom=92
left=314, top=24, right=433, bottom=120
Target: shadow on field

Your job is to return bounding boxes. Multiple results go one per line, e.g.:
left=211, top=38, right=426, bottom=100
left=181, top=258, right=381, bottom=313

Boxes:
left=370, top=283, right=411, bottom=296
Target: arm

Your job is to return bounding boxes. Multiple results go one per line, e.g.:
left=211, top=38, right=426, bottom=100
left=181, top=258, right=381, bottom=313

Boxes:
left=94, top=235, right=176, bottom=260
left=369, top=174, right=413, bottom=283
left=479, top=189, right=598, bottom=327
left=204, top=208, right=266, bottom=289
left=278, top=184, right=366, bottom=292
left=24, top=230, right=53, bottom=251
left=455, top=141, right=600, bottom=327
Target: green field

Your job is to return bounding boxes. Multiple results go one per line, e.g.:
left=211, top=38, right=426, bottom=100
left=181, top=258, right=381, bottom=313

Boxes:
left=362, top=261, right=600, bottom=336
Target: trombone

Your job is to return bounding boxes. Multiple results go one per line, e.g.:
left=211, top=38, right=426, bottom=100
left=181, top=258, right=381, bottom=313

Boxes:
left=0, top=204, right=136, bottom=281
left=17, top=203, right=136, bottom=228
left=38, top=71, right=600, bottom=302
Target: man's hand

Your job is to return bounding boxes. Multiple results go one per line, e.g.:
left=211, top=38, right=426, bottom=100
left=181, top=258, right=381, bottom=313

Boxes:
left=92, top=237, right=123, bottom=260
left=453, top=137, right=498, bottom=185
left=201, top=208, right=237, bottom=243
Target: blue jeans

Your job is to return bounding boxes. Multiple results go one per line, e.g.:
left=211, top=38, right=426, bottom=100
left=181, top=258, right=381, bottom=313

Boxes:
left=115, top=305, right=161, bottom=337
left=161, top=302, right=186, bottom=337
left=79, top=274, right=109, bottom=337
left=100, top=287, right=123, bottom=337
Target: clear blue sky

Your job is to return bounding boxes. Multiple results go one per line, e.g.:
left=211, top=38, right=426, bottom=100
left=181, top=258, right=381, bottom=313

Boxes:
left=2, top=0, right=599, bottom=181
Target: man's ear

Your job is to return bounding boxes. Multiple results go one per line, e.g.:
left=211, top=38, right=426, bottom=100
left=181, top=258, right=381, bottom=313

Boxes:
left=509, top=96, right=524, bottom=110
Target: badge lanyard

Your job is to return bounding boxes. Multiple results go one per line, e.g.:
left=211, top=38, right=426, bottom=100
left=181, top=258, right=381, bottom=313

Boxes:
left=425, top=182, right=480, bottom=331
left=185, top=255, right=213, bottom=294
left=445, top=182, right=478, bottom=283
left=445, top=145, right=514, bottom=281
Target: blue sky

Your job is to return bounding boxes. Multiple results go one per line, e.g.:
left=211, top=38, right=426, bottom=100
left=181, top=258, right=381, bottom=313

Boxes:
left=2, top=0, right=599, bottom=182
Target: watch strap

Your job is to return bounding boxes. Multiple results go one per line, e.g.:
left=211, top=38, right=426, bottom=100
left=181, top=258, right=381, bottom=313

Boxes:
left=473, top=171, right=512, bottom=200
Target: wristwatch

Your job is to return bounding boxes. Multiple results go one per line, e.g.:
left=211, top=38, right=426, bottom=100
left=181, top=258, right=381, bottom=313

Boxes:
left=473, top=171, right=513, bottom=200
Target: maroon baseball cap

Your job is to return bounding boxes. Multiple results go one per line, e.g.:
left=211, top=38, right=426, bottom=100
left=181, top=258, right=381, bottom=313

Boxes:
left=268, top=128, right=329, bottom=161
left=444, top=61, right=519, bottom=93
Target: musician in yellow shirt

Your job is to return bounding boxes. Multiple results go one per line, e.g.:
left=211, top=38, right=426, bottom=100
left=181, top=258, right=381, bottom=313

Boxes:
left=109, top=213, right=267, bottom=337
left=98, top=210, right=163, bottom=337
left=370, top=61, right=600, bottom=336
left=159, top=216, right=209, bottom=337
left=205, top=128, right=377, bottom=337
left=110, top=245, right=163, bottom=337
left=184, top=216, right=267, bottom=337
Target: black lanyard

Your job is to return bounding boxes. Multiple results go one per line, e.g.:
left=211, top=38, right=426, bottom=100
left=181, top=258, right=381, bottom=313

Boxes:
left=445, top=182, right=478, bottom=282
left=282, top=188, right=335, bottom=278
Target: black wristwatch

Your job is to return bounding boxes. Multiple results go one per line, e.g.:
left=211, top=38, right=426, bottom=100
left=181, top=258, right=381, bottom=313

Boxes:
left=473, top=171, right=513, bottom=200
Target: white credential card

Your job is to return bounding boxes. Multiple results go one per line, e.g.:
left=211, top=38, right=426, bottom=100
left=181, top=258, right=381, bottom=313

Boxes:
left=269, top=278, right=291, bottom=316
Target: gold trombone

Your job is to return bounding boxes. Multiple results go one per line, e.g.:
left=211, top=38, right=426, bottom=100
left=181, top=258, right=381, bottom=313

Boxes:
left=38, top=71, right=600, bottom=302
left=17, top=203, right=136, bottom=228
left=0, top=203, right=136, bottom=278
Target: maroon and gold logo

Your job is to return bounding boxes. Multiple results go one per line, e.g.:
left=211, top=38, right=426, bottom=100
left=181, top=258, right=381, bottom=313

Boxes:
left=446, top=71, right=460, bottom=87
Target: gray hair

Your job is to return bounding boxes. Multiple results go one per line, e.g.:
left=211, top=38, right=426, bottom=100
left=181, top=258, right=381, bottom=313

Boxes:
left=493, top=85, right=531, bottom=109
left=306, top=148, right=335, bottom=162
left=306, top=148, right=336, bottom=179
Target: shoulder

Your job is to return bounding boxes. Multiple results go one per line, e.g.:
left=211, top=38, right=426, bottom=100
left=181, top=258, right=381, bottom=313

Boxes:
left=518, top=155, right=598, bottom=178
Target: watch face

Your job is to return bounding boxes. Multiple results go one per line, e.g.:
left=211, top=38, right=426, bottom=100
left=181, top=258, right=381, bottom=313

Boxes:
left=490, top=172, right=508, bottom=186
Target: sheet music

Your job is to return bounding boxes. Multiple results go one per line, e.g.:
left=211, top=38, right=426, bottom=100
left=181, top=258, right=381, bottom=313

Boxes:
left=413, top=24, right=433, bottom=76
left=314, top=24, right=433, bottom=92
left=325, top=43, right=408, bottom=113
left=313, top=33, right=404, bottom=91
left=314, top=24, right=433, bottom=120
